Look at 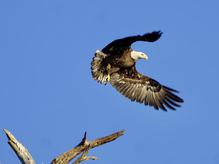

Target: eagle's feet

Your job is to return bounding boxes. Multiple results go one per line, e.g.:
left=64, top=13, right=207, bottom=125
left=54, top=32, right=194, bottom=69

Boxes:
left=106, top=74, right=111, bottom=82
left=106, top=64, right=111, bottom=82
left=137, top=73, right=141, bottom=79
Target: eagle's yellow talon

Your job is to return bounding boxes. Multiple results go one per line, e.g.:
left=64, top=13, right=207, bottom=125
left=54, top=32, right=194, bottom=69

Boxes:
left=106, top=64, right=111, bottom=82
left=106, top=74, right=111, bottom=81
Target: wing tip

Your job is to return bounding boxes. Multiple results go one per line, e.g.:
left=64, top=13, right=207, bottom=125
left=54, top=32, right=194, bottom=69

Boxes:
left=142, top=30, right=163, bottom=42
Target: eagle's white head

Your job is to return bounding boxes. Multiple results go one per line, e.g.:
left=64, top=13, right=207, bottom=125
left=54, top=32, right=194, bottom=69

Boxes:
left=130, top=50, right=148, bottom=61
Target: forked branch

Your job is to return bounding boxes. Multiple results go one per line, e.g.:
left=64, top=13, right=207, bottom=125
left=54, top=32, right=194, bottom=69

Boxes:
left=3, top=129, right=125, bottom=164
left=51, top=130, right=125, bottom=164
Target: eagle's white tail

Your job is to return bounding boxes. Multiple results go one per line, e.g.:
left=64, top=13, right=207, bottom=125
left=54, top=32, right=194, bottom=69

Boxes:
left=91, top=50, right=109, bottom=84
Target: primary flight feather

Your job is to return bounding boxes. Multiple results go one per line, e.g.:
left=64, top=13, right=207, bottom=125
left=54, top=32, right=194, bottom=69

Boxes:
left=91, top=31, right=183, bottom=111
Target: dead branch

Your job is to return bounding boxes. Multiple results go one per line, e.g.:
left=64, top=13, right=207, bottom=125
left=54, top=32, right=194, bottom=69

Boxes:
left=3, top=129, right=125, bottom=164
left=73, top=144, right=96, bottom=164
left=51, top=130, right=125, bottom=164
left=3, top=129, right=36, bottom=164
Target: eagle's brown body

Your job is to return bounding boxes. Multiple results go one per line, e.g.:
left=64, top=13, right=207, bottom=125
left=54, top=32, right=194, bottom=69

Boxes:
left=102, top=49, right=134, bottom=74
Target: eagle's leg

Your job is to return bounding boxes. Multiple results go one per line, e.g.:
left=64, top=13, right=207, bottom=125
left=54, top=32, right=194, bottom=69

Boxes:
left=106, top=64, right=111, bottom=81
left=137, top=73, right=141, bottom=79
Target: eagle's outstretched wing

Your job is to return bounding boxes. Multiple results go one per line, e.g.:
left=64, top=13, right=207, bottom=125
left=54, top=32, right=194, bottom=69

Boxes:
left=102, top=31, right=162, bottom=56
left=110, top=66, right=183, bottom=111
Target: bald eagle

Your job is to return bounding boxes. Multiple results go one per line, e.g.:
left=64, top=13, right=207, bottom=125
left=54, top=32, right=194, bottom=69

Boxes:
left=91, top=31, right=183, bottom=111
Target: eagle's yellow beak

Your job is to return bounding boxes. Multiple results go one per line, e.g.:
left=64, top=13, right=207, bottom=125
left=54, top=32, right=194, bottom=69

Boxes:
left=142, top=53, right=148, bottom=60
left=131, top=51, right=148, bottom=61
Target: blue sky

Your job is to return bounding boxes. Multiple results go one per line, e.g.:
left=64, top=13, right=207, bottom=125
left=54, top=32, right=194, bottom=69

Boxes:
left=0, top=0, right=219, bottom=163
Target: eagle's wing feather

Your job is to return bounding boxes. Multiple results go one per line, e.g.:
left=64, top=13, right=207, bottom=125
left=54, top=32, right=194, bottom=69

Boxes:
left=110, top=67, right=183, bottom=111
left=102, top=31, right=162, bottom=56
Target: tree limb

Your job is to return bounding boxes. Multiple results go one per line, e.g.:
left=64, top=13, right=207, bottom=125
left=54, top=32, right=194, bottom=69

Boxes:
left=3, top=129, right=125, bottom=164
left=73, top=143, right=97, bottom=164
left=3, top=129, right=36, bottom=164
left=51, top=130, right=125, bottom=164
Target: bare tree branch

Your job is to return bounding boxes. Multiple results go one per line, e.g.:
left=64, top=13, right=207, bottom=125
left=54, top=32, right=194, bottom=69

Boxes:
left=73, top=144, right=97, bottom=164
left=3, top=129, right=36, bottom=164
left=51, top=130, right=125, bottom=164
left=3, top=129, right=125, bottom=164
